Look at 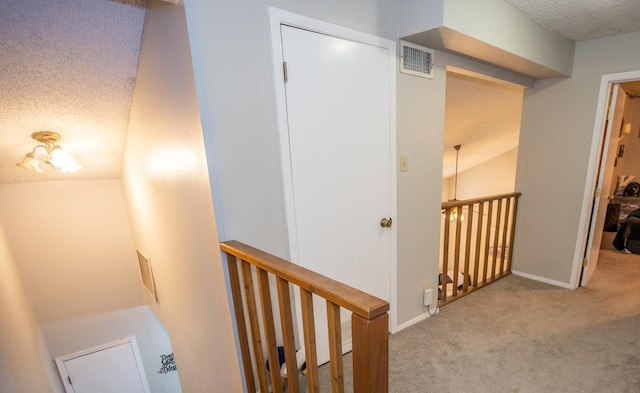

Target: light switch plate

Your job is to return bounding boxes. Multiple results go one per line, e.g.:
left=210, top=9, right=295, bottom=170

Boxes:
left=400, top=155, right=408, bottom=172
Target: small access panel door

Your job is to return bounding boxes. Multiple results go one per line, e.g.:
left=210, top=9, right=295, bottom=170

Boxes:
left=55, top=336, right=151, bottom=393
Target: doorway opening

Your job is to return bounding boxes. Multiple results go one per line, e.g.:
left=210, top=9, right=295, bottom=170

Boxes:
left=439, top=68, right=525, bottom=304
left=576, top=72, right=640, bottom=287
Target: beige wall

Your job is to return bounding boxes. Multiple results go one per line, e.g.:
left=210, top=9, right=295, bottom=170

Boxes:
left=514, top=31, right=640, bottom=286
left=612, top=97, right=640, bottom=190
left=0, top=179, right=163, bottom=392
left=445, top=148, right=518, bottom=201
left=0, top=180, right=145, bottom=323
left=121, top=4, right=242, bottom=391
left=0, top=221, right=54, bottom=393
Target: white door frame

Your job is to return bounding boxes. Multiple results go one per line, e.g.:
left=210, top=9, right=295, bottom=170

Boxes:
left=571, top=70, right=640, bottom=288
left=268, top=7, right=398, bottom=331
left=55, top=336, right=150, bottom=393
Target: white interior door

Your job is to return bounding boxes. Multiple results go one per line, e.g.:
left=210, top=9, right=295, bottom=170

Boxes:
left=581, top=84, right=626, bottom=286
left=55, top=337, right=150, bottom=393
left=275, top=21, right=394, bottom=364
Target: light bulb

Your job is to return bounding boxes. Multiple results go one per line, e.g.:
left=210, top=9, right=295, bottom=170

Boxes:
left=16, top=153, right=43, bottom=173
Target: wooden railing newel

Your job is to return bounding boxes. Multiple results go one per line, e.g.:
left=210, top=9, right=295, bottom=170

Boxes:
left=352, top=312, right=389, bottom=393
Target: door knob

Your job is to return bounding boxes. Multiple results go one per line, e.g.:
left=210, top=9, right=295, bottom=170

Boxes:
left=380, top=217, right=392, bottom=228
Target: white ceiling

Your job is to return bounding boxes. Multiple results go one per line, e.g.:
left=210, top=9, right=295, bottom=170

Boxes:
left=505, top=0, right=640, bottom=41
left=1, top=0, right=640, bottom=184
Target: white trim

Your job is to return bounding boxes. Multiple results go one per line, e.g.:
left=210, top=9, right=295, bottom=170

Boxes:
left=512, top=270, right=572, bottom=289
left=268, top=7, right=398, bottom=332
left=393, top=309, right=438, bottom=334
left=571, top=70, right=640, bottom=289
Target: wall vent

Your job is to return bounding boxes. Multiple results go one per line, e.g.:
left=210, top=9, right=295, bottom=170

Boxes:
left=137, top=250, right=158, bottom=302
left=400, top=40, right=434, bottom=79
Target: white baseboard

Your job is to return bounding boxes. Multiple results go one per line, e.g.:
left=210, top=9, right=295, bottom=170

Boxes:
left=392, top=307, right=439, bottom=334
left=511, top=270, right=572, bottom=289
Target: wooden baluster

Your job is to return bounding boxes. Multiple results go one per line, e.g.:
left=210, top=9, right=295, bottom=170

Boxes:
left=473, top=202, right=484, bottom=288
left=506, top=196, right=520, bottom=272
left=257, top=268, right=283, bottom=392
left=499, top=197, right=511, bottom=276
left=352, top=312, right=388, bottom=393
left=441, top=208, right=451, bottom=304
left=276, top=277, right=300, bottom=393
left=327, top=302, right=344, bottom=393
left=301, top=289, right=319, bottom=393
left=220, top=240, right=391, bottom=393
left=491, top=199, right=503, bottom=280
left=241, top=260, right=270, bottom=393
left=482, top=201, right=493, bottom=285
left=452, top=206, right=463, bottom=297
left=225, top=253, right=256, bottom=393
left=463, top=203, right=474, bottom=292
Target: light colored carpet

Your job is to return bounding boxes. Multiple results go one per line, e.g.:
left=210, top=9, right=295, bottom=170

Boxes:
left=310, top=231, right=640, bottom=392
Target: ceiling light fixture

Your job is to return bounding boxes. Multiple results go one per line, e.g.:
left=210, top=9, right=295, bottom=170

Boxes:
left=452, top=144, right=461, bottom=201
left=16, top=131, right=82, bottom=173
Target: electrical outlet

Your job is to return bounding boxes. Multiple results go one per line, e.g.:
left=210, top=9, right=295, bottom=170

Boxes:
left=423, top=288, right=433, bottom=306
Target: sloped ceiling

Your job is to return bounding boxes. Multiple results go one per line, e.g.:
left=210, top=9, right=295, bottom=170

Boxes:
left=0, top=0, right=147, bottom=184
left=1, top=0, right=640, bottom=184
left=443, top=71, right=524, bottom=178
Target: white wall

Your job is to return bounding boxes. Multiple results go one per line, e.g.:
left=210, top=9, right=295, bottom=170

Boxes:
left=184, top=0, right=534, bottom=329
left=121, top=4, right=242, bottom=392
left=514, top=31, right=640, bottom=285
left=184, top=0, right=441, bottom=330
left=443, top=0, right=574, bottom=76
left=0, top=221, right=54, bottom=393
left=399, top=0, right=574, bottom=79
left=42, top=306, right=180, bottom=393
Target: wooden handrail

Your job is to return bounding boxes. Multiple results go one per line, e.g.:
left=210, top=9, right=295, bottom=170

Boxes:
left=221, top=240, right=389, bottom=319
left=442, top=192, right=521, bottom=209
left=221, top=240, right=389, bottom=393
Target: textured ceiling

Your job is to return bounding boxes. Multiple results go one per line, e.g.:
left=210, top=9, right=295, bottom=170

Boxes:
left=0, top=0, right=146, bottom=184
left=1, top=1, right=640, bottom=184
left=506, top=0, right=640, bottom=41
left=443, top=72, right=524, bottom=178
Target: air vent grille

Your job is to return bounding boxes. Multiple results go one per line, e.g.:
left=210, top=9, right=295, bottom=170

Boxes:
left=400, top=40, right=434, bottom=79
left=137, top=250, right=158, bottom=302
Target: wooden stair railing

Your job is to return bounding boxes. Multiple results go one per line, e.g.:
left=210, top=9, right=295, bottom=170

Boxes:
left=440, top=192, right=521, bottom=306
left=221, top=241, right=389, bottom=393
